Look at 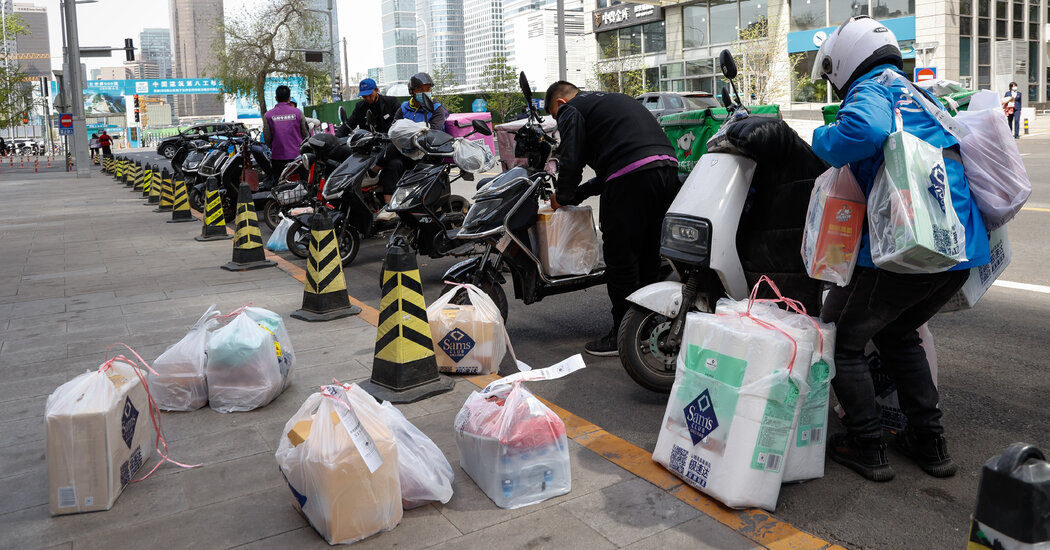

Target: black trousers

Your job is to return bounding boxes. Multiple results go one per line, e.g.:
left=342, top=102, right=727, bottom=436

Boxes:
left=377, top=144, right=415, bottom=195
left=598, top=165, right=678, bottom=332
left=820, top=266, right=968, bottom=439
left=271, top=159, right=291, bottom=182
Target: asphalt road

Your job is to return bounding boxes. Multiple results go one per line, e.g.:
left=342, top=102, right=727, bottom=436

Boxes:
left=120, top=134, right=1050, bottom=550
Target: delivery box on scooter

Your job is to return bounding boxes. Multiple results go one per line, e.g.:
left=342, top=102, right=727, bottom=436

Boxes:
left=46, top=359, right=154, bottom=515
left=533, top=205, right=601, bottom=277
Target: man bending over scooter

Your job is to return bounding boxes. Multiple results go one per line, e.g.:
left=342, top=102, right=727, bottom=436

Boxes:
left=368, top=72, right=450, bottom=218
left=544, top=82, right=678, bottom=356
left=812, top=16, right=989, bottom=482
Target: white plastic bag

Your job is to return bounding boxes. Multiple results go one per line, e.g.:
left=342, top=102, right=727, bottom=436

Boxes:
left=378, top=401, right=454, bottom=509
left=954, top=109, right=1031, bottom=228
left=427, top=284, right=529, bottom=374
left=453, top=137, right=497, bottom=173
left=533, top=205, right=601, bottom=277
left=206, top=310, right=289, bottom=413
left=652, top=303, right=803, bottom=511
left=243, top=306, right=296, bottom=391
left=869, top=110, right=967, bottom=273
left=276, top=383, right=402, bottom=544
left=455, top=356, right=584, bottom=509
left=266, top=215, right=293, bottom=252
left=149, top=305, right=220, bottom=411
left=801, top=166, right=866, bottom=286
left=389, top=119, right=428, bottom=160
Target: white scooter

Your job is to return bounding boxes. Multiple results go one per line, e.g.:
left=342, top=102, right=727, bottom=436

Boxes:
left=616, top=49, right=828, bottom=392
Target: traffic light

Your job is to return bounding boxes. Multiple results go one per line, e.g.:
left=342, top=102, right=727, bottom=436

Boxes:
left=124, top=38, right=135, bottom=61
left=134, top=95, right=140, bottom=122
left=22, top=112, right=28, bottom=124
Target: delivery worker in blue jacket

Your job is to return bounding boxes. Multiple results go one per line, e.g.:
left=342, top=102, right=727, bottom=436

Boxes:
left=369, top=72, right=450, bottom=212
left=811, top=15, right=990, bottom=482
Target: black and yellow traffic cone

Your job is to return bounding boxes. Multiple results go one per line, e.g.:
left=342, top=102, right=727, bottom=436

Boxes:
left=123, top=160, right=133, bottom=186
left=291, top=207, right=360, bottom=322
left=167, top=171, right=194, bottom=223
left=359, top=243, right=453, bottom=403
left=195, top=176, right=232, bottom=242
left=144, top=166, right=157, bottom=203
left=154, top=168, right=173, bottom=212
left=221, top=182, right=276, bottom=271
left=115, top=158, right=123, bottom=181
left=126, top=161, right=139, bottom=188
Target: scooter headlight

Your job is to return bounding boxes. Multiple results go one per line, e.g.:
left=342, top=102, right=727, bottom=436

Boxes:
left=388, top=183, right=422, bottom=211
left=660, top=215, right=711, bottom=265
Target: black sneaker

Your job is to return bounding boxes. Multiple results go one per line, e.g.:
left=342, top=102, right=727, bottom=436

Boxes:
left=829, top=433, right=895, bottom=482
left=895, top=430, right=957, bottom=478
left=585, top=330, right=618, bottom=357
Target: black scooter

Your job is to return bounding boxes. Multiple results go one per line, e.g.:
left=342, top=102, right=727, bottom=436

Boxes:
left=440, top=72, right=606, bottom=321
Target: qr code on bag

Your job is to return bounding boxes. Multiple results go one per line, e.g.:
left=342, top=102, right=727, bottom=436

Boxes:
left=669, top=444, right=710, bottom=488
left=669, top=444, right=688, bottom=475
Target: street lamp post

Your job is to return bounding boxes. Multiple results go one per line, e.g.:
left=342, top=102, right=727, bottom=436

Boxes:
left=306, top=1, right=338, bottom=101
left=416, top=15, right=429, bottom=76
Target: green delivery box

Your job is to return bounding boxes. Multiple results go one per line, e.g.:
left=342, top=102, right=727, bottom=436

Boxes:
left=660, top=105, right=781, bottom=175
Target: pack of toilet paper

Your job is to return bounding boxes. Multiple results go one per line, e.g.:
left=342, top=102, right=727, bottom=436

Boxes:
left=653, top=310, right=803, bottom=511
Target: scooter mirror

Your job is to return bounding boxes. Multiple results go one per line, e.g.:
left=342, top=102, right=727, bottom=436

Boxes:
left=471, top=119, right=492, bottom=136
left=365, top=109, right=376, bottom=129
left=519, top=71, right=533, bottom=102
left=338, top=105, right=348, bottom=124
left=719, top=49, right=738, bottom=80
left=420, top=92, right=436, bottom=114
left=720, top=86, right=733, bottom=108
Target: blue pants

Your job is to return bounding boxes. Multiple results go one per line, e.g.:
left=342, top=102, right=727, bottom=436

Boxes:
left=1008, top=111, right=1021, bottom=138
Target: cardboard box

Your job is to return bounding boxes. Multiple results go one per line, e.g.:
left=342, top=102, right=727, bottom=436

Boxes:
left=46, top=361, right=154, bottom=516
left=429, top=304, right=504, bottom=374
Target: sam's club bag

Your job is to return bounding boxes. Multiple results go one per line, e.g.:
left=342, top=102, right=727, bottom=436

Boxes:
left=868, top=109, right=966, bottom=273
left=427, top=284, right=529, bottom=375
left=801, top=166, right=866, bottom=285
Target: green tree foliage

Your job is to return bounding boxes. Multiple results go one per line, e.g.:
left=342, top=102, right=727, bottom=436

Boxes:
left=208, top=0, right=330, bottom=116
left=591, top=42, right=650, bottom=97
left=0, top=14, right=33, bottom=130
left=431, top=63, right=463, bottom=113
left=480, top=56, right=521, bottom=123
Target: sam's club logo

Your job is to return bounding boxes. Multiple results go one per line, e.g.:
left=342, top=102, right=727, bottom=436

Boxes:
left=438, top=328, right=475, bottom=363
left=928, top=164, right=948, bottom=213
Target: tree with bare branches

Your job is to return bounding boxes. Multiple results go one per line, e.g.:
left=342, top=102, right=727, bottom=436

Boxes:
left=732, top=14, right=804, bottom=105
left=208, top=0, right=329, bottom=115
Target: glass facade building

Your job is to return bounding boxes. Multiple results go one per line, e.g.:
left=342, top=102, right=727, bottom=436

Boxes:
left=382, top=0, right=420, bottom=85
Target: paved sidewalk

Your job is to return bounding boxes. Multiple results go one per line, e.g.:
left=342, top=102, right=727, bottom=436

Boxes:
left=0, top=169, right=815, bottom=549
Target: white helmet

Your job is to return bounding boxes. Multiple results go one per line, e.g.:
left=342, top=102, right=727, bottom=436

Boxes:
left=812, top=15, right=903, bottom=97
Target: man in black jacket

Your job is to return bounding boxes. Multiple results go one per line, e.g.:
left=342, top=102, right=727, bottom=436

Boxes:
left=336, top=78, right=399, bottom=137
left=545, top=81, right=678, bottom=356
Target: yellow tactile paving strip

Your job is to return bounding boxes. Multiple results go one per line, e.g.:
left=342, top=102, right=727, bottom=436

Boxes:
left=192, top=209, right=845, bottom=550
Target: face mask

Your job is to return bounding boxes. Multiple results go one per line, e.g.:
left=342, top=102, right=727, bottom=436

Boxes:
left=414, top=92, right=432, bottom=103
left=1012, top=86, right=1018, bottom=91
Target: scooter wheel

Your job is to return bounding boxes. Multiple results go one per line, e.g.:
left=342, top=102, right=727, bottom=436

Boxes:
left=338, top=225, right=360, bottom=266
left=262, top=199, right=280, bottom=230
left=617, top=305, right=678, bottom=393
left=286, top=220, right=310, bottom=259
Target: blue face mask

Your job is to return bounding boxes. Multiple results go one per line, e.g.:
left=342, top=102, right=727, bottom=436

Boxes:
left=414, top=92, right=432, bottom=103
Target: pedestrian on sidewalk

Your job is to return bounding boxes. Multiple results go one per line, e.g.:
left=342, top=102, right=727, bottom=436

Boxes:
left=98, top=131, right=112, bottom=160
left=263, top=85, right=309, bottom=179
left=1003, top=82, right=1022, bottom=139
left=811, top=15, right=990, bottom=482
left=89, top=133, right=100, bottom=163
left=544, top=81, right=678, bottom=356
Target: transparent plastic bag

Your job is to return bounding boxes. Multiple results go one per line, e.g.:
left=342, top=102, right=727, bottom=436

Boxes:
left=276, top=383, right=402, bottom=544
left=266, top=215, right=293, bottom=252
left=869, top=116, right=966, bottom=273
left=533, top=205, right=601, bottom=277
left=389, top=119, right=428, bottom=160
left=149, top=306, right=220, bottom=411
left=205, top=312, right=286, bottom=413
left=954, top=109, right=1032, bottom=228
left=453, top=138, right=496, bottom=173
left=378, top=401, right=454, bottom=509
left=243, top=306, right=295, bottom=391
left=427, top=283, right=529, bottom=374
left=801, top=166, right=866, bottom=286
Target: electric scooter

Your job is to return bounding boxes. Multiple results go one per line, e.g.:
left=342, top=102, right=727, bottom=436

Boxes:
left=616, top=49, right=828, bottom=392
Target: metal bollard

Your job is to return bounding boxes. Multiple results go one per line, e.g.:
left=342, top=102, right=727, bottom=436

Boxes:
left=1024, top=118, right=1029, bottom=135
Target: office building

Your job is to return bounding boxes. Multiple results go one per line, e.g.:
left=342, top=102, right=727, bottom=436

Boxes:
left=417, top=0, right=466, bottom=86
left=590, top=0, right=1049, bottom=104
left=381, top=0, right=419, bottom=86
left=124, top=60, right=160, bottom=80
left=99, top=66, right=128, bottom=80
left=140, top=28, right=172, bottom=79
left=7, top=2, right=50, bottom=78
left=368, top=66, right=386, bottom=85
left=505, top=0, right=588, bottom=91
left=464, top=0, right=507, bottom=89
left=170, top=0, right=224, bottom=117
